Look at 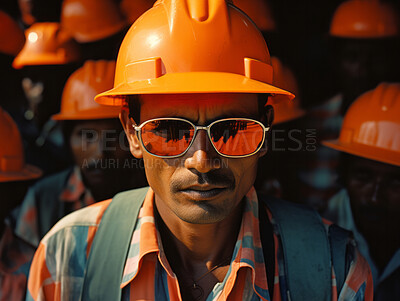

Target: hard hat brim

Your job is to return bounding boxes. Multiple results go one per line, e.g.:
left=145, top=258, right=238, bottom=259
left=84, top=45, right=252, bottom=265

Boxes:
left=323, top=140, right=400, bottom=167
left=12, top=53, right=78, bottom=69
left=52, top=107, right=121, bottom=120
left=0, top=164, right=42, bottom=182
left=95, top=72, right=295, bottom=106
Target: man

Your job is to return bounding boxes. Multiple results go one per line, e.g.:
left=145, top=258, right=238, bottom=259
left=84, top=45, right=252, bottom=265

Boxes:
left=296, top=0, right=400, bottom=212
left=12, top=22, right=81, bottom=175
left=0, top=107, right=42, bottom=301
left=27, top=1, right=372, bottom=300
left=2, top=60, right=146, bottom=300
left=324, top=83, right=400, bottom=301
left=255, top=56, right=306, bottom=199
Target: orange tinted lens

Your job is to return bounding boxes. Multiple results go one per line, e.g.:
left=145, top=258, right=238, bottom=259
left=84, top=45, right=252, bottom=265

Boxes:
left=210, top=120, right=264, bottom=156
left=140, top=119, right=195, bottom=156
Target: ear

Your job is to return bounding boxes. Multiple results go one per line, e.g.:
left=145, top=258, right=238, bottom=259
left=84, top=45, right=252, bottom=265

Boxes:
left=263, top=104, right=274, bottom=127
left=120, top=107, right=143, bottom=159
left=259, top=105, right=274, bottom=157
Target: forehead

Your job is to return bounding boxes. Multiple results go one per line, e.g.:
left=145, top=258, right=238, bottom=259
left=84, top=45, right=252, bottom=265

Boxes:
left=139, top=93, right=260, bottom=122
left=348, top=155, right=400, bottom=176
left=70, top=119, right=119, bottom=131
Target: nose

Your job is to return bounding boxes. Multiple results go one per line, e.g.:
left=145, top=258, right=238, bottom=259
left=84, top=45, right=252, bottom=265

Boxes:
left=184, top=130, right=221, bottom=173
left=88, top=131, right=106, bottom=161
left=370, top=177, right=383, bottom=204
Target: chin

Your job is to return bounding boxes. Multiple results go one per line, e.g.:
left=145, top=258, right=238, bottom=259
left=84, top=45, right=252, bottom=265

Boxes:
left=175, top=202, right=231, bottom=224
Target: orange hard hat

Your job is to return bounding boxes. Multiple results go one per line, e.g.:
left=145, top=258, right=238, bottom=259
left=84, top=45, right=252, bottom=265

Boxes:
left=53, top=60, right=120, bottom=120
left=270, top=57, right=305, bottom=124
left=95, top=0, right=294, bottom=106
left=12, top=22, right=81, bottom=69
left=61, top=0, right=127, bottom=43
left=323, top=83, right=400, bottom=167
left=330, top=0, right=400, bottom=38
left=0, top=10, right=25, bottom=56
left=233, top=0, right=276, bottom=32
left=120, top=0, right=155, bottom=25
left=0, top=107, right=42, bottom=182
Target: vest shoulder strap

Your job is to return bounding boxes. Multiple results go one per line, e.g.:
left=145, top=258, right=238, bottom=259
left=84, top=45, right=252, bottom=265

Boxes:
left=81, top=186, right=149, bottom=301
left=259, top=194, right=350, bottom=301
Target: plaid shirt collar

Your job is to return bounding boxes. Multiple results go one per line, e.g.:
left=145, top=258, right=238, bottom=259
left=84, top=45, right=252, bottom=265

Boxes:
left=120, top=187, right=269, bottom=299
left=59, top=166, right=95, bottom=204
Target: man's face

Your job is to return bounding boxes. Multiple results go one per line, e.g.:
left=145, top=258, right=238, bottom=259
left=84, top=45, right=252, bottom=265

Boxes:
left=345, top=155, right=400, bottom=234
left=69, top=119, right=130, bottom=186
left=334, top=38, right=399, bottom=110
left=124, top=93, right=265, bottom=224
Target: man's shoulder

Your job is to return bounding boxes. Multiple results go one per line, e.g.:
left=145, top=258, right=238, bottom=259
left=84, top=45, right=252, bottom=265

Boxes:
left=32, top=167, right=73, bottom=192
left=41, top=199, right=112, bottom=244
left=257, top=193, right=319, bottom=218
left=40, top=186, right=150, bottom=245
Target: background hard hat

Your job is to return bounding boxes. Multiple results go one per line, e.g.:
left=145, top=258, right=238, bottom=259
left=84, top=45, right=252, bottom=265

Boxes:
left=95, top=0, right=294, bottom=106
left=330, top=0, right=400, bottom=38
left=61, top=0, right=127, bottom=43
left=270, top=57, right=305, bottom=124
left=0, top=11, right=26, bottom=57
left=120, top=0, right=154, bottom=25
left=0, top=107, right=42, bottom=182
left=12, top=22, right=81, bottom=69
left=233, top=0, right=276, bottom=32
left=53, top=60, right=120, bottom=120
left=323, top=82, right=400, bottom=167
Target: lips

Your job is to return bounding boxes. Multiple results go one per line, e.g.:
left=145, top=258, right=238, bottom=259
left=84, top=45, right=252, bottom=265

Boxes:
left=180, top=185, right=229, bottom=200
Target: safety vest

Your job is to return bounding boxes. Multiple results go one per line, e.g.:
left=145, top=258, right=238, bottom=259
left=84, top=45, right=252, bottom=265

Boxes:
left=81, top=187, right=351, bottom=301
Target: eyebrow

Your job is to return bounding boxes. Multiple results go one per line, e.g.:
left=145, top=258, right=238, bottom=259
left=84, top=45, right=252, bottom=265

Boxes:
left=145, top=106, right=259, bottom=124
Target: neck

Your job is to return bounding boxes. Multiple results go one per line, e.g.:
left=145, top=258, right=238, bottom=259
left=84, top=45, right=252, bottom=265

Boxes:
left=155, top=196, right=243, bottom=272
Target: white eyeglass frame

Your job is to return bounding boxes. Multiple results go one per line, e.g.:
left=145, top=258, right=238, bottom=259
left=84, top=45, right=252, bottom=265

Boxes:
left=132, top=117, right=270, bottom=159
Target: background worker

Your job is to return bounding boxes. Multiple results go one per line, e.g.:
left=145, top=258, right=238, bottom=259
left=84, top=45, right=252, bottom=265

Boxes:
left=297, top=0, right=400, bottom=212
left=0, top=10, right=26, bottom=120
left=1, top=60, right=146, bottom=300
left=60, top=0, right=128, bottom=60
left=27, top=1, right=372, bottom=300
left=0, top=107, right=42, bottom=301
left=231, top=0, right=308, bottom=202
left=255, top=56, right=306, bottom=199
left=12, top=22, right=81, bottom=175
left=323, top=83, right=400, bottom=301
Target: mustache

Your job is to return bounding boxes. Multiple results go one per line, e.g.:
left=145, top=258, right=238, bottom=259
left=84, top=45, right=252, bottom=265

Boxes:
left=170, top=169, right=235, bottom=192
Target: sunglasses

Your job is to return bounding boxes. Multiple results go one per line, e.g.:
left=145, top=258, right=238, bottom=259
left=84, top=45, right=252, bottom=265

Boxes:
left=132, top=117, right=270, bottom=158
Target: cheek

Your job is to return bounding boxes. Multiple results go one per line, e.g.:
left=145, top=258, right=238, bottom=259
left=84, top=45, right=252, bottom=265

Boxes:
left=70, top=136, right=85, bottom=165
left=346, top=179, right=370, bottom=203
left=385, top=186, right=400, bottom=211
left=70, top=137, right=98, bottom=166
left=142, top=154, right=175, bottom=195
left=232, top=156, right=259, bottom=194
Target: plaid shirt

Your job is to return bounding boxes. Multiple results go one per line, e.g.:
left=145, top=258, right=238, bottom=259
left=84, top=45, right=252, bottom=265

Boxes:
left=325, top=189, right=400, bottom=294
left=0, top=167, right=94, bottom=301
left=26, top=187, right=372, bottom=301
